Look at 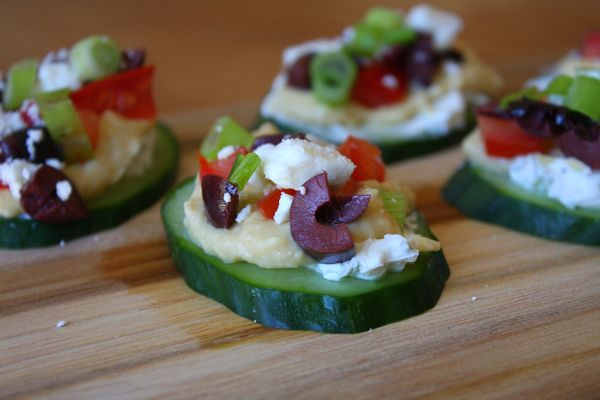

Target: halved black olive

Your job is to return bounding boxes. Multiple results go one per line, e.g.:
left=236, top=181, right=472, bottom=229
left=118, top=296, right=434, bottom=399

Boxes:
left=201, top=174, right=239, bottom=229
left=290, top=172, right=369, bottom=264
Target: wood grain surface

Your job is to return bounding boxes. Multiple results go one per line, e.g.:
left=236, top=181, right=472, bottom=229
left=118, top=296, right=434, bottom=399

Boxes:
left=1, top=1, right=600, bottom=399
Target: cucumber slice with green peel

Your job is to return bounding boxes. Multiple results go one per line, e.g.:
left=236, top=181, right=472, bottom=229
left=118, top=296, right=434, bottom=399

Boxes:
left=443, top=162, right=600, bottom=245
left=3, top=59, right=39, bottom=110
left=161, top=178, right=450, bottom=333
left=70, top=36, right=121, bottom=81
left=35, top=89, right=93, bottom=162
left=0, top=123, right=178, bottom=248
left=256, top=111, right=475, bottom=164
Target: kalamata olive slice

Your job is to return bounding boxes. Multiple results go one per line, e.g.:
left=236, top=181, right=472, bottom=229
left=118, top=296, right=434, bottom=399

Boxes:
left=290, top=172, right=356, bottom=264
left=287, top=53, right=314, bottom=90
left=406, top=33, right=437, bottom=87
left=201, top=174, right=239, bottom=229
left=20, top=165, right=87, bottom=223
left=250, top=132, right=307, bottom=150
left=0, top=127, right=64, bottom=163
left=557, top=129, right=600, bottom=169
left=121, top=48, right=146, bottom=71
left=316, top=194, right=370, bottom=225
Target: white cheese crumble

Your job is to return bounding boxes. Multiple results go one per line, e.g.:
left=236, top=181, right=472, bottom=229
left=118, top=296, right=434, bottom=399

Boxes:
left=0, top=160, right=39, bottom=199
left=382, top=74, right=399, bottom=89
left=26, top=128, right=44, bottom=160
left=253, top=138, right=355, bottom=189
left=217, top=145, right=236, bottom=160
left=223, top=192, right=232, bottom=203
left=508, top=155, right=600, bottom=209
left=299, top=186, right=306, bottom=195
left=308, top=234, right=419, bottom=281
left=38, top=50, right=81, bottom=92
left=235, top=204, right=252, bottom=223
left=55, top=320, right=68, bottom=328
left=273, top=192, right=294, bottom=224
left=406, top=4, right=463, bottom=50
left=45, top=158, right=64, bottom=169
left=55, top=180, right=72, bottom=202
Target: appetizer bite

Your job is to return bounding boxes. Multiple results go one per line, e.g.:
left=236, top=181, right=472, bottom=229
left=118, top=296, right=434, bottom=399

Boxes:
left=0, top=36, right=178, bottom=248
left=162, top=117, right=449, bottom=333
left=259, top=4, right=501, bottom=162
left=443, top=32, right=600, bottom=245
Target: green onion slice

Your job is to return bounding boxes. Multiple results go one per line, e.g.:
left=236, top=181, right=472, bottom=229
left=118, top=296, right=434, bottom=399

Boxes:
left=310, top=52, right=357, bottom=106
left=227, top=153, right=261, bottom=192
left=200, top=116, right=254, bottom=161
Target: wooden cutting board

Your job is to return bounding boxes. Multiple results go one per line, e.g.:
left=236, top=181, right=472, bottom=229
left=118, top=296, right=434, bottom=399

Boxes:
left=1, top=105, right=599, bottom=399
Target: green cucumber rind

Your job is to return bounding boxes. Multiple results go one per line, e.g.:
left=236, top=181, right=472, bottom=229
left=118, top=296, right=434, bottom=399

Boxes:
left=256, top=112, right=475, bottom=164
left=442, top=162, right=600, bottom=245
left=0, top=123, right=179, bottom=248
left=162, top=178, right=450, bottom=333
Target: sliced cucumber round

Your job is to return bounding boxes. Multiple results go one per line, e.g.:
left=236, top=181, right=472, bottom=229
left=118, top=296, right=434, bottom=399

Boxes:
left=256, top=112, right=475, bottom=164
left=0, top=123, right=179, bottom=248
left=161, top=178, right=450, bottom=333
left=443, top=162, right=600, bottom=245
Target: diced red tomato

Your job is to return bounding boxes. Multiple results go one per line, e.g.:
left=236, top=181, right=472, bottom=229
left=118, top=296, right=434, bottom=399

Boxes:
left=257, top=188, right=297, bottom=220
left=478, top=114, right=553, bottom=158
left=351, top=62, right=407, bottom=109
left=0, top=181, right=8, bottom=190
left=69, top=65, right=156, bottom=147
left=582, top=31, right=600, bottom=59
left=338, top=136, right=385, bottom=182
left=198, top=147, right=248, bottom=179
left=336, top=178, right=361, bottom=196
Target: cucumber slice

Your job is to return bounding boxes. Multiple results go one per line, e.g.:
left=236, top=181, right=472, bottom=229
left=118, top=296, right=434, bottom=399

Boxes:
left=0, top=123, right=178, bottom=248
left=161, top=178, right=450, bottom=333
left=3, top=59, right=39, bottom=110
left=443, top=162, right=600, bottom=245
left=256, top=111, right=475, bottom=164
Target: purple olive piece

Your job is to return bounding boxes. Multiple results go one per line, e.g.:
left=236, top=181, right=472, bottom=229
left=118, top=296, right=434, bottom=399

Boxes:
left=405, top=33, right=437, bottom=87
left=250, top=132, right=307, bottom=150
left=316, top=194, right=371, bottom=225
left=0, top=127, right=64, bottom=164
left=287, top=53, right=314, bottom=90
left=20, top=165, right=87, bottom=223
left=201, top=174, right=239, bottom=229
left=478, top=98, right=600, bottom=169
left=290, top=172, right=356, bottom=264
left=557, top=129, right=600, bottom=169
left=121, top=48, right=146, bottom=71
left=380, top=44, right=408, bottom=70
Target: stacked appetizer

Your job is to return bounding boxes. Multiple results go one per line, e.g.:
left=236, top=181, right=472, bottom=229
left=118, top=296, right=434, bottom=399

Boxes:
left=260, top=4, right=501, bottom=162
left=444, top=32, right=600, bottom=245
left=162, top=117, right=449, bottom=333
left=0, top=36, right=178, bottom=248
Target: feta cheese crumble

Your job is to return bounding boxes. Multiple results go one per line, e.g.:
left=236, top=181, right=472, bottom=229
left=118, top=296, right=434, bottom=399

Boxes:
left=235, top=205, right=252, bottom=223
left=273, top=192, right=294, bottom=224
left=55, top=180, right=72, bottom=202
left=406, top=4, right=463, bottom=50
left=254, top=138, right=355, bottom=189
left=308, top=234, right=419, bottom=281
left=217, top=145, right=236, bottom=160
left=0, top=160, right=40, bottom=199
left=223, top=192, right=232, bottom=203
left=26, top=129, right=44, bottom=160
left=508, top=155, right=600, bottom=209
left=38, top=49, right=81, bottom=92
